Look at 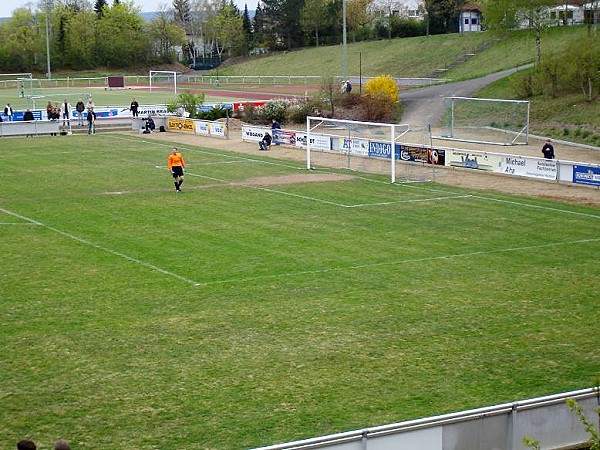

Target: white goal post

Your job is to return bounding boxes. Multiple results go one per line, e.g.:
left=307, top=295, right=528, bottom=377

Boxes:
left=434, top=96, right=530, bottom=146
left=305, top=116, right=431, bottom=183
left=149, top=70, right=178, bottom=94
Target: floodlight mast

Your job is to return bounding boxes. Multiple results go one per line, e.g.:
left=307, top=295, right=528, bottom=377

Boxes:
left=45, top=0, right=53, bottom=79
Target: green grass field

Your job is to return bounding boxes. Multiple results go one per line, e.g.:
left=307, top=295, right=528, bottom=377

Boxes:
left=1, top=134, right=599, bottom=450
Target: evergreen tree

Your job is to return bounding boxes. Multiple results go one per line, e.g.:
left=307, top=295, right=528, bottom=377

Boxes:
left=94, top=0, right=107, bottom=17
left=242, top=4, right=253, bottom=52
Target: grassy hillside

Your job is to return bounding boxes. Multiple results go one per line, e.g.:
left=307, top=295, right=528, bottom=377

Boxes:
left=219, top=26, right=587, bottom=80
left=219, top=25, right=599, bottom=146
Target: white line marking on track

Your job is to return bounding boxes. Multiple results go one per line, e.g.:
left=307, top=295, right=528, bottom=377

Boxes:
left=0, top=207, right=202, bottom=286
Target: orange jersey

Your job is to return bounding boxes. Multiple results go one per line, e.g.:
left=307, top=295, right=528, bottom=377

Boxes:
left=167, top=152, right=185, bottom=170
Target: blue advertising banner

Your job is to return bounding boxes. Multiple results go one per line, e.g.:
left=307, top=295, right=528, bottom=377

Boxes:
left=368, top=141, right=401, bottom=159
left=572, top=165, right=600, bottom=187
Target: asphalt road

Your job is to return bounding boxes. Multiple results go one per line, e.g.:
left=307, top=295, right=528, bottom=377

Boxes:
left=400, top=66, right=530, bottom=129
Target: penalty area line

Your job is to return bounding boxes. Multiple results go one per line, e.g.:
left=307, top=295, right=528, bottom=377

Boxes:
left=0, top=206, right=202, bottom=286
left=195, top=237, right=600, bottom=287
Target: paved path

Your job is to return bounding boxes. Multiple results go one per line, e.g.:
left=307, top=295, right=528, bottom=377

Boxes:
left=400, top=67, right=531, bottom=128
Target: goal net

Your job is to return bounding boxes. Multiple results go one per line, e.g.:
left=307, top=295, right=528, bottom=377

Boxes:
left=305, top=116, right=433, bottom=183
left=434, top=96, right=530, bottom=146
left=149, top=70, right=178, bottom=94
left=0, top=73, right=33, bottom=97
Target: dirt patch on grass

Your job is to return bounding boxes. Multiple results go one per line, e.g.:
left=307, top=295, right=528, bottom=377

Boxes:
left=131, top=130, right=600, bottom=207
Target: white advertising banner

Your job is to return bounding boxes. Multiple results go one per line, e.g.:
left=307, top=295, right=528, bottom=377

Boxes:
left=338, top=137, right=369, bottom=156
left=295, top=132, right=331, bottom=151
left=499, top=155, right=557, bottom=180
left=242, top=125, right=268, bottom=142
left=445, top=149, right=502, bottom=171
left=209, top=121, right=227, bottom=137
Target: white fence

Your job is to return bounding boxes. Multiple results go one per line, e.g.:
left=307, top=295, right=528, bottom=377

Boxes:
left=253, top=387, right=599, bottom=450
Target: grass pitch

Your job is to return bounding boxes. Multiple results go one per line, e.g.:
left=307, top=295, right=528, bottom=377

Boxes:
left=1, top=134, right=599, bottom=449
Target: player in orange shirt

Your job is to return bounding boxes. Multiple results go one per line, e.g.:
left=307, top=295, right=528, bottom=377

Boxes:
left=167, top=147, right=186, bottom=192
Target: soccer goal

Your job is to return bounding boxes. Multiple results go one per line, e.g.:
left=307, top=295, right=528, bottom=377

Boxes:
left=434, top=96, right=530, bottom=146
left=0, top=73, right=33, bottom=97
left=149, top=70, right=178, bottom=94
left=306, top=116, right=433, bottom=183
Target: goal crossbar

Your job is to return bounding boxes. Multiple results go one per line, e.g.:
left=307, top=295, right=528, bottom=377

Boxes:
left=149, top=70, right=178, bottom=94
left=306, top=116, right=412, bottom=183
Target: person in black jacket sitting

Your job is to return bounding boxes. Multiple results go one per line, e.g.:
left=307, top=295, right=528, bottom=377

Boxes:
left=259, top=132, right=272, bottom=150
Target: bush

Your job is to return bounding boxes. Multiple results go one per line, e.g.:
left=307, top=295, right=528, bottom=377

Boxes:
left=364, top=75, right=399, bottom=103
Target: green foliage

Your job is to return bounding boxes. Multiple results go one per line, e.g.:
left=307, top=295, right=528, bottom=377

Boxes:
left=167, top=90, right=206, bottom=118
left=196, top=105, right=229, bottom=121
left=256, top=99, right=289, bottom=123
left=287, top=98, right=325, bottom=124
left=566, top=398, right=600, bottom=450
left=523, top=436, right=541, bottom=450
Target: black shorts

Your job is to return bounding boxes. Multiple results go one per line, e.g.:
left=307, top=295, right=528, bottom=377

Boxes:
left=172, top=166, right=184, bottom=178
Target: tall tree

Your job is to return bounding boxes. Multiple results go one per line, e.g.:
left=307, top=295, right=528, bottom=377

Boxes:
left=63, top=9, right=97, bottom=68
left=213, top=1, right=245, bottom=58
left=95, top=1, right=147, bottom=66
left=94, top=0, right=107, bottom=17
left=242, top=4, right=253, bottom=51
left=262, top=0, right=306, bottom=49
left=300, top=0, right=329, bottom=46
left=148, top=11, right=187, bottom=62
left=173, top=0, right=194, bottom=63
left=346, top=0, right=371, bottom=42
left=478, top=0, right=556, bottom=65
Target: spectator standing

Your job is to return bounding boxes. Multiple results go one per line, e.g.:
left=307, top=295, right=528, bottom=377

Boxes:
left=62, top=98, right=71, bottom=126
left=87, top=109, right=96, bottom=134
left=271, top=118, right=281, bottom=145
left=46, top=101, right=53, bottom=120
left=130, top=98, right=139, bottom=117
left=75, top=98, right=85, bottom=126
left=4, top=103, right=13, bottom=121
left=541, top=139, right=555, bottom=159
left=167, top=147, right=186, bottom=193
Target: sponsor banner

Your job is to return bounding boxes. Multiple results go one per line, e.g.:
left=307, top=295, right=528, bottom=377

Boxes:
left=368, top=140, right=401, bottom=159
left=2, top=110, right=44, bottom=121
left=168, top=117, right=195, bottom=133
left=295, top=132, right=331, bottom=150
left=69, top=104, right=168, bottom=120
left=195, top=121, right=210, bottom=136
left=338, top=137, right=369, bottom=156
left=572, top=165, right=600, bottom=186
left=242, top=125, right=267, bottom=142
left=210, top=121, right=227, bottom=137
left=499, top=156, right=557, bottom=180
left=399, top=144, right=446, bottom=165
left=233, top=101, right=266, bottom=112
left=273, top=129, right=296, bottom=146
left=445, top=149, right=501, bottom=171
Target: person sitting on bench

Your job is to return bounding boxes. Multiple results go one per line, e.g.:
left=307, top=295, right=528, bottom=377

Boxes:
left=259, top=132, right=272, bottom=150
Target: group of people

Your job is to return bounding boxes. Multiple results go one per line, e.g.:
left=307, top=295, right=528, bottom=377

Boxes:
left=17, top=439, right=70, bottom=450
left=341, top=80, right=353, bottom=94
left=259, top=118, right=281, bottom=150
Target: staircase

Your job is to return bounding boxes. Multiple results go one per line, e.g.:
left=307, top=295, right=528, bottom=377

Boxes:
left=426, top=39, right=496, bottom=78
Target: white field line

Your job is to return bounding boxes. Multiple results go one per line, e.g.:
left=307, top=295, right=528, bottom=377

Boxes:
left=471, top=195, right=600, bottom=220
left=0, top=206, right=202, bottom=286
left=195, top=237, right=600, bottom=287
left=0, top=222, right=40, bottom=225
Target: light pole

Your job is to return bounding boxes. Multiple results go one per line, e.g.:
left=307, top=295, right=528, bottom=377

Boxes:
left=45, top=0, right=52, bottom=79
left=342, top=0, right=347, bottom=80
